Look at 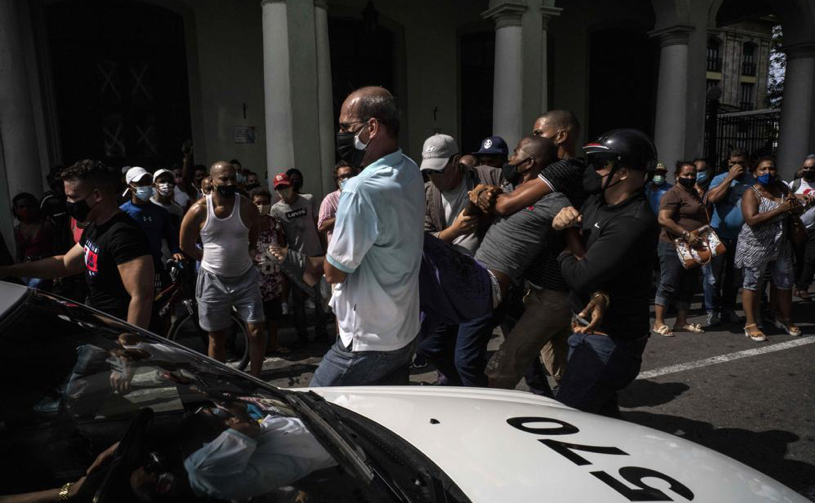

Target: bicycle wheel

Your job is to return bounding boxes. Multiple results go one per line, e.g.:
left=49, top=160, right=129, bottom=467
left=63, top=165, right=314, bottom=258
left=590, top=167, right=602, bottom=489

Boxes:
left=168, top=312, right=250, bottom=372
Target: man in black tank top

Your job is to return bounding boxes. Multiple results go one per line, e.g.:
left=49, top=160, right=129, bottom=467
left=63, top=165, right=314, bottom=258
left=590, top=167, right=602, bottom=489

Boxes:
left=180, top=161, right=268, bottom=377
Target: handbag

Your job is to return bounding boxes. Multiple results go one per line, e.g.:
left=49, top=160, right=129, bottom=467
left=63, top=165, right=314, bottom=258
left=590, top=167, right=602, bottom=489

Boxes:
left=788, top=215, right=807, bottom=245
left=674, top=200, right=726, bottom=270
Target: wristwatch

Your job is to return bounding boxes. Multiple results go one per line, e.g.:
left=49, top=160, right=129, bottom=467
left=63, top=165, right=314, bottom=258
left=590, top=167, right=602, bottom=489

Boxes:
left=59, top=482, right=73, bottom=501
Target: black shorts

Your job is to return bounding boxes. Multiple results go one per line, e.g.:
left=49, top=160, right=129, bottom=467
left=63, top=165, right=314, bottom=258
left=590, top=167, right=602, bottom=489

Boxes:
left=262, top=298, right=283, bottom=321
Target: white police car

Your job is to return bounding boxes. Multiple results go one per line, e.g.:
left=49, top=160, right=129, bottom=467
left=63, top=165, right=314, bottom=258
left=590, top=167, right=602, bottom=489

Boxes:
left=0, top=282, right=807, bottom=502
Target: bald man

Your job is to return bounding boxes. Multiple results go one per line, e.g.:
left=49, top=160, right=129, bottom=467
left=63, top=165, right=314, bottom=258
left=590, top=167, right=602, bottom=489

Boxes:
left=180, top=161, right=267, bottom=377
left=311, top=86, right=425, bottom=387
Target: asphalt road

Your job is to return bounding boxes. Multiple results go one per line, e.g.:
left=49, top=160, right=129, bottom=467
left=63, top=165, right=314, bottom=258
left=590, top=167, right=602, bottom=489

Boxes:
left=256, top=296, right=815, bottom=501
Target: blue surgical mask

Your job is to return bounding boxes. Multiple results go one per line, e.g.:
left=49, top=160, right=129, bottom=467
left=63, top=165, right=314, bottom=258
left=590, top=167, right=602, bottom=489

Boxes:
left=236, top=172, right=247, bottom=184
left=696, top=170, right=710, bottom=185
left=757, top=173, right=776, bottom=186
left=134, top=186, right=153, bottom=201
left=652, top=175, right=665, bottom=186
left=339, top=178, right=348, bottom=191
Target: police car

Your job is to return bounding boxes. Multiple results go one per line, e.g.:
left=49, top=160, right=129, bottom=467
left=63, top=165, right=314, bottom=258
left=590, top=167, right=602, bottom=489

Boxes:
left=0, top=281, right=807, bottom=502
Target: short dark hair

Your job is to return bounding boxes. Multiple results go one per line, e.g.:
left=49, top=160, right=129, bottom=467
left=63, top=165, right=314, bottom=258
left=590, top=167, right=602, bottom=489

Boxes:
left=693, top=157, right=707, bottom=164
left=12, top=192, right=38, bottom=207
left=356, top=91, right=400, bottom=138
left=752, top=155, right=775, bottom=171
left=61, top=159, right=120, bottom=194
left=286, top=168, right=303, bottom=179
left=250, top=187, right=271, bottom=200
left=193, top=164, right=207, bottom=174
left=334, top=160, right=352, bottom=176
left=675, top=160, right=695, bottom=176
left=229, top=159, right=241, bottom=166
left=539, top=110, right=581, bottom=137
left=728, top=148, right=748, bottom=160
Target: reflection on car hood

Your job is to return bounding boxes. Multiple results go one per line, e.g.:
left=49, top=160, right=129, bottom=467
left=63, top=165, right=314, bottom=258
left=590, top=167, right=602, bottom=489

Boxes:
left=310, top=386, right=807, bottom=503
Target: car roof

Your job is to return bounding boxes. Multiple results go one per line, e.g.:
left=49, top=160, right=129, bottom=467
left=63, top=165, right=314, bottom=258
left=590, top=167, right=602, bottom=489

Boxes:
left=0, top=281, right=29, bottom=318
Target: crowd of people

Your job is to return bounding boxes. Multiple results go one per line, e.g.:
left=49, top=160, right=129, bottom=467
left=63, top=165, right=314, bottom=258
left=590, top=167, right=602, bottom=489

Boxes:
left=0, top=85, right=811, bottom=417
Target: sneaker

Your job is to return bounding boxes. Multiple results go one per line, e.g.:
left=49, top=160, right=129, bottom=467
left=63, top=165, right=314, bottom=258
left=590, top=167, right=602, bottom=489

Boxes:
left=722, top=310, right=743, bottom=324
left=705, top=311, right=721, bottom=327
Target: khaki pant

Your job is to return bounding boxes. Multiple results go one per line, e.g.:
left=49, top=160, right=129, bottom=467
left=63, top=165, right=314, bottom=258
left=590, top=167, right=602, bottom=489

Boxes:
left=486, top=287, right=571, bottom=389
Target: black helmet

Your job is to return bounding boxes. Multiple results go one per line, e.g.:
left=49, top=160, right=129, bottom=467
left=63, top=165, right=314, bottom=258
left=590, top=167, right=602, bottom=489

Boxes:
left=583, top=128, right=657, bottom=173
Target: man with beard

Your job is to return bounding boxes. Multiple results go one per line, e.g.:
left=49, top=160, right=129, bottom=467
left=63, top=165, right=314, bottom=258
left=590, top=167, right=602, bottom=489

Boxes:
left=703, top=148, right=754, bottom=326
left=0, top=160, right=154, bottom=327
left=552, top=128, right=659, bottom=417
left=180, top=161, right=267, bottom=377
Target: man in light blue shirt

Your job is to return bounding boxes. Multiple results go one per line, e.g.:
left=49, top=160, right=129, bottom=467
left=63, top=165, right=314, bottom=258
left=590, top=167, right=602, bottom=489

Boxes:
left=703, top=148, right=754, bottom=325
left=644, top=162, right=672, bottom=214
left=311, top=86, right=425, bottom=386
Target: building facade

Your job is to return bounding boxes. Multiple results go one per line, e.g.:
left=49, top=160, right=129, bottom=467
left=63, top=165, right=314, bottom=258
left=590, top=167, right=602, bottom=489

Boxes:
left=2, top=0, right=815, bottom=245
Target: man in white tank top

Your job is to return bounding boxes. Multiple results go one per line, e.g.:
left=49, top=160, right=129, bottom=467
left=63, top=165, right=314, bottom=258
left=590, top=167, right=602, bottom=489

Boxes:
left=180, top=161, right=267, bottom=377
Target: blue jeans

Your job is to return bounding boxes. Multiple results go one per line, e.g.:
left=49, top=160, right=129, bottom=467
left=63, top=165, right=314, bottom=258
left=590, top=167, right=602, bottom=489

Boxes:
left=705, top=236, right=741, bottom=313
left=310, top=338, right=417, bottom=387
left=417, top=311, right=494, bottom=387
left=555, top=333, right=649, bottom=417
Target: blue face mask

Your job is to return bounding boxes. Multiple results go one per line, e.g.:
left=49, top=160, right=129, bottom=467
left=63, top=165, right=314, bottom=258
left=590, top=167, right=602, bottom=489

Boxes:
left=338, top=178, right=348, bottom=191
left=696, top=170, right=710, bottom=185
left=133, top=186, right=153, bottom=201
left=652, top=175, right=665, bottom=186
left=757, top=173, right=776, bottom=186
left=236, top=172, right=246, bottom=184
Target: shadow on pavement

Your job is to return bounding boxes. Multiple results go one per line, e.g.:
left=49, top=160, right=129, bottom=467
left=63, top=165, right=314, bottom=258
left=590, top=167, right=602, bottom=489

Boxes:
left=618, top=380, right=690, bottom=408
left=622, top=410, right=815, bottom=499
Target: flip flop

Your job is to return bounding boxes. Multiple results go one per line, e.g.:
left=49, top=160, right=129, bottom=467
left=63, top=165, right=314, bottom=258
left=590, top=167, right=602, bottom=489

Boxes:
left=652, top=325, right=674, bottom=337
left=675, top=323, right=704, bottom=333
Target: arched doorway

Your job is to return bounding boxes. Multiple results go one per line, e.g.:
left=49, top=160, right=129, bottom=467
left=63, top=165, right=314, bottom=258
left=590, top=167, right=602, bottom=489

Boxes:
left=588, top=27, right=658, bottom=141
left=45, top=0, right=192, bottom=169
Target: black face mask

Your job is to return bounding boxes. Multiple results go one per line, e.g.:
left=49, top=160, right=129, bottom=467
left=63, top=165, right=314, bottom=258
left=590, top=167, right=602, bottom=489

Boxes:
left=336, top=131, right=366, bottom=168
left=805, top=171, right=815, bottom=182
left=582, top=166, right=604, bottom=195
left=216, top=185, right=237, bottom=199
left=245, top=182, right=260, bottom=191
left=65, top=197, right=93, bottom=222
left=678, top=177, right=696, bottom=189
left=501, top=162, right=521, bottom=186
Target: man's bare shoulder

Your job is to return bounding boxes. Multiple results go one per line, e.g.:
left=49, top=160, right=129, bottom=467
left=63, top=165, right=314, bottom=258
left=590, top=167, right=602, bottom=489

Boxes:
left=185, top=197, right=207, bottom=221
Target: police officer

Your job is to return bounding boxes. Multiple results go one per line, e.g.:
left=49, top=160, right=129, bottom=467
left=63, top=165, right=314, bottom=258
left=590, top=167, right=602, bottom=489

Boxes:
left=551, top=129, right=660, bottom=417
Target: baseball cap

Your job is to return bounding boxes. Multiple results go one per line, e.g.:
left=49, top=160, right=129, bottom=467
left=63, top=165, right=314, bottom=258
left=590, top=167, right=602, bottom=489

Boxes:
left=273, top=172, right=291, bottom=188
left=420, top=134, right=458, bottom=172
left=473, top=136, right=508, bottom=157
left=125, top=166, right=151, bottom=185
left=153, top=169, right=174, bottom=182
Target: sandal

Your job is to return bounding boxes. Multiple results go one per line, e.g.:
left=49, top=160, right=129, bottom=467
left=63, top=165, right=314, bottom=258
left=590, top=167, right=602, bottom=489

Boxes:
left=771, top=318, right=802, bottom=337
left=652, top=324, right=674, bottom=337
left=795, top=289, right=811, bottom=301
left=676, top=323, right=704, bottom=333
left=744, top=323, right=767, bottom=342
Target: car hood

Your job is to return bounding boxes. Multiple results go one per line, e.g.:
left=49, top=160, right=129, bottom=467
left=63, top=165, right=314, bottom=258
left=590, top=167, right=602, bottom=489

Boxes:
left=311, top=386, right=806, bottom=503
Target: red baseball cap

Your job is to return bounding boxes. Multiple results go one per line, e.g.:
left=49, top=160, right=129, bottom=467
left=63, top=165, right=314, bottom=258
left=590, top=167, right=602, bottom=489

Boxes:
left=273, top=172, right=291, bottom=188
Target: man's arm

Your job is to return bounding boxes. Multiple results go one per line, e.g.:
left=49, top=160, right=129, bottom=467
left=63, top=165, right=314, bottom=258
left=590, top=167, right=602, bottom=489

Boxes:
left=118, top=255, right=154, bottom=328
left=324, top=260, right=347, bottom=284
left=324, top=190, right=378, bottom=284
left=559, top=217, right=648, bottom=295
left=705, top=164, right=743, bottom=204
left=243, top=198, right=260, bottom=258
left=491, top=177, right=552, bottom=216
left=0, top=242, right=86, bottom=279
left=180, top=201, right=205, bottom=262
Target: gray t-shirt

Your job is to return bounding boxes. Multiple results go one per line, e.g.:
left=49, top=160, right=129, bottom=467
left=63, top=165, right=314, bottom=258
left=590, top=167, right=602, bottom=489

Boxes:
left=272, top=193, right=324, bottom=256
left=475, top=192, right=570, bottom=283
left=441, top=178, right=480, bottom=256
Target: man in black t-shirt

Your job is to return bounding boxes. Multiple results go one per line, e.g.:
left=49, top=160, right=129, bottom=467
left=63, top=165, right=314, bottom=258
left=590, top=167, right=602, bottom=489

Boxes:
left=0, top=160, right=154, bottom=327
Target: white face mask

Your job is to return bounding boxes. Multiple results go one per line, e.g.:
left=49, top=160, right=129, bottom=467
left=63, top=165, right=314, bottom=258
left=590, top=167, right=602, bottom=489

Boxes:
left=156, top=183, right=173, bottom=197
left=353, top=126, right=369, bottom=151
left=257, top=204, right=271, bottom=216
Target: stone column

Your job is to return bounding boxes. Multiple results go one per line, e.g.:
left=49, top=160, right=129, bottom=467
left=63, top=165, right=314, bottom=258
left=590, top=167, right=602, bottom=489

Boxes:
left=650, top=25, right=693, bottom=172
left=484, top=2, right=526, bottom=151
left=0, top=0, right=42, bottom=246
left=777, top=43, right=815, bottom=178
left=261, top=0, right=295, bottom=186
left=539, top=5, right=561, bottom=113
left=314, top=0, right=335, bottom=196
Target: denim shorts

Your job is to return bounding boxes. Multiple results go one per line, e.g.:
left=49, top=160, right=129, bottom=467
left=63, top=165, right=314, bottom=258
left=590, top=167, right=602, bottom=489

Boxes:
left=742, top=252, right=794, bottom=291
left=196, top=266, right=265, bottom=332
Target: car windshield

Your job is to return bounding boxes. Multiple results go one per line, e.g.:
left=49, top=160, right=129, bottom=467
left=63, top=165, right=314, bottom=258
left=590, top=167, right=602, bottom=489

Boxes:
left=0, top=290, right=388, bottom=502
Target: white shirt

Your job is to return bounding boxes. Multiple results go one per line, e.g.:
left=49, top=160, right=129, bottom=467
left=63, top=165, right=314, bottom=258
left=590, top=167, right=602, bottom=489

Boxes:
left=326, top=150, right=425, bottom=352
left=174, top=185, right=190, bottom=208
left=441, top=178, right=480, bottom=256
left=789, top=178, right=815, bottom=229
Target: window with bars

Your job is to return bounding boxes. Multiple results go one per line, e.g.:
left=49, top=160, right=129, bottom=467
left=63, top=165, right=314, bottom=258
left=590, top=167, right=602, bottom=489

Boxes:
left=740, top=82, right=755, bottom=110
left=742, top=43, right=757, bottom=76
left=707, top=39, right=722, bottom=72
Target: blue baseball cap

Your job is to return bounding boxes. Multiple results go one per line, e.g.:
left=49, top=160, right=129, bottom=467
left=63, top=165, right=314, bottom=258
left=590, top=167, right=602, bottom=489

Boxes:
left=473, top=136, right=508, bottom=156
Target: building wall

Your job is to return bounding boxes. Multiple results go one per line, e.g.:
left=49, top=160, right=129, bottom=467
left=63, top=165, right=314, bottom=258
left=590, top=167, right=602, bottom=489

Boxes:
left=708, top=19, right=774, bottom=110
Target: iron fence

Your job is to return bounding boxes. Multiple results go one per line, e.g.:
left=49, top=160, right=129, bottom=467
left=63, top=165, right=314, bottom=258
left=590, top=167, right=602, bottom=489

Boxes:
left=703, top=108, right=780, bottom=170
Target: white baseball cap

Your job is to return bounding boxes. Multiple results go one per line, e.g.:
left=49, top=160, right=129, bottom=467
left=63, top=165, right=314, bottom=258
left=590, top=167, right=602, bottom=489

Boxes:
left=153, top=169, right=174, bottom=183
left=125, top=166, right=151, bottom=185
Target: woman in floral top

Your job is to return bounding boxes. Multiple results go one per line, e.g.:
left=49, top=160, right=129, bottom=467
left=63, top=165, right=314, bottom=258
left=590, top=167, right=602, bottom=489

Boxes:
left=252, top=188, right=288, bottom=354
